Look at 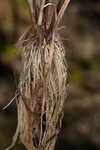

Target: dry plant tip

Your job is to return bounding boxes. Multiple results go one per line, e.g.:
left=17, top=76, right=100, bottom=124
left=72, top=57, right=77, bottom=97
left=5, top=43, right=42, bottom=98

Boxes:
left=6, top=1, right=71, bottom=150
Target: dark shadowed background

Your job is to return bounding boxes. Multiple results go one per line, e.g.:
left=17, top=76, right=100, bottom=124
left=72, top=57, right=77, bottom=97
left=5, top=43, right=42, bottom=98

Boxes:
left=0, top=0, right=100, bottom=150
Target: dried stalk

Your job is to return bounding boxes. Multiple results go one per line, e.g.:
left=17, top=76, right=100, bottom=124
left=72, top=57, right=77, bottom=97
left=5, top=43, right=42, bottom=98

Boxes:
left=6, top=0, right=70, bottom=150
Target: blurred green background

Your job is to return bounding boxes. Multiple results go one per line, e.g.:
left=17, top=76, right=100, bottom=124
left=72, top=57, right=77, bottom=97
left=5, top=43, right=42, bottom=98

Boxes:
left=0, top=0, right=100, bottom=150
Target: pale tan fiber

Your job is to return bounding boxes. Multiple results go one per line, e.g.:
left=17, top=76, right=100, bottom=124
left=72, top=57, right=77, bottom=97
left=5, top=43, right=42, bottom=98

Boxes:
left=6, top=0, right=70, bottom=150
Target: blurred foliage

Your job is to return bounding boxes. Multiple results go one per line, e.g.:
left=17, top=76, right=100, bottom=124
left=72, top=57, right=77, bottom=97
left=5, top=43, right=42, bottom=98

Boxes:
left=0, top=0, right=100, bottom=150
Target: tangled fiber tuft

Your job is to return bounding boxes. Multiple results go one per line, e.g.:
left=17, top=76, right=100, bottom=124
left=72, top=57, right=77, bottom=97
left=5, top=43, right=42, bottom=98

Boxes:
left=6, top=0, right=70, bottom=150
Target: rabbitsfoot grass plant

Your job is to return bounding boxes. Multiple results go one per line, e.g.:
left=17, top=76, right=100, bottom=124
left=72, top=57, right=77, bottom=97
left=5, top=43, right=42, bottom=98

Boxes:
left=5, top=0, right=70, bottom=150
